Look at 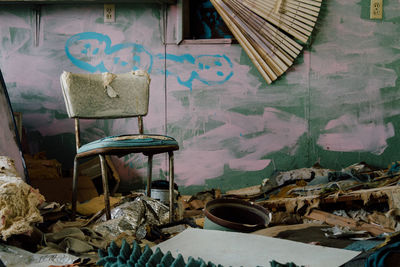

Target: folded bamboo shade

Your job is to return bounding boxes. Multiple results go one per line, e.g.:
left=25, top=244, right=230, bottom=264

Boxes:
left=210, top=0, right=322, bottom=84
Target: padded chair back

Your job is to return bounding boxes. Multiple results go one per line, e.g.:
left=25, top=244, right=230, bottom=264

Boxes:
left=60, top=70, right=150, bottom=119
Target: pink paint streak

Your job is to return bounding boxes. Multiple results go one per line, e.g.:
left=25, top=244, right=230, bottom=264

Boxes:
left=318, top=114, right=394, bottom=155
left=175, top=107, right=307, bottom=186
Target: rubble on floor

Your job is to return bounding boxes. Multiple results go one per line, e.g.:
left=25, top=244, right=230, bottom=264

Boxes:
left=92, top=195, right=171, bottom=242
left=0, top=156, right=44, bottom=241
left=1, top=160, right=400, bottom=266
left=0, top=243, right=80, bottom=267
left=256, top=162, right=400, bottom=238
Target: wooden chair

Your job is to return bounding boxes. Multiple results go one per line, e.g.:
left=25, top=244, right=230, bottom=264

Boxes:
left=60, top=70, right=179, bottom=222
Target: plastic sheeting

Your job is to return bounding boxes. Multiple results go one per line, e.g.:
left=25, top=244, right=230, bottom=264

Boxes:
left=0, top=243, right=78, bottom=267
left=92, top=195, right=170, bottom=241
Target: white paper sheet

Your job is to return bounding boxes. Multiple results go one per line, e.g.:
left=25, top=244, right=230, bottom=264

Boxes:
left=154, top=228, right=360, bottom=267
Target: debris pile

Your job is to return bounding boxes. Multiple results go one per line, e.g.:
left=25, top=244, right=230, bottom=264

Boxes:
left=255, top=162, right=400, bottom=239
left=0, top=156, right=44, bottom=240
left=1, top=158, right=400, bottom=266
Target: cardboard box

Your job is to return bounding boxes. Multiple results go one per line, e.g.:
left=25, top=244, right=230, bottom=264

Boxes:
left=30, top=176, right=98, bottom=204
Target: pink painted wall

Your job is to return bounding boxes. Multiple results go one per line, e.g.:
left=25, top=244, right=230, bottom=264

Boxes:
left=0, top=1, right=399, bottom=193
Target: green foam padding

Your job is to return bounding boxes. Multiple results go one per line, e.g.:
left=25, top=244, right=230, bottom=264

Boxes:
left=98, top=239, right=302, bottom=267
left=97, top=240, right=222, bottom=267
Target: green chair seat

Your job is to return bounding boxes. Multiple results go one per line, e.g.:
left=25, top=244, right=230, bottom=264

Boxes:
left=77, top=134, right=179, bottom=154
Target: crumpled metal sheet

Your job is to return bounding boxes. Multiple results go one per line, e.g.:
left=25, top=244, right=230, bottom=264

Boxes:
left=287, top=180, right=358, bottom=197
left=261, top=167, right=332, bottom=193
left=333, top=209, right=369, bottom=222
left=274, top=167, right=332, bottom=186
left=0, top=243, right=78, bottom=267
left=321, top=225, right=370, bottom=240
left=92, top=195, right=169, bottom=241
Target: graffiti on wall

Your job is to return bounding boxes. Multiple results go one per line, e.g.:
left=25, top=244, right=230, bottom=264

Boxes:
left=65, top=32, right=153, bottom=73
left=65, top=32, right=233, bottom=90
left=2, top=0, right=398, bottom=190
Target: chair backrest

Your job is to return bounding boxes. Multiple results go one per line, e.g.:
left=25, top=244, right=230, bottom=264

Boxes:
left=60, top=70, right=150, bottom=119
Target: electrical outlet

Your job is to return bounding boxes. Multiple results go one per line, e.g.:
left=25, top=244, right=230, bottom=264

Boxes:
left=104, top=4, right=115, bottom=23
left=370, top=0, right=383, bottom=20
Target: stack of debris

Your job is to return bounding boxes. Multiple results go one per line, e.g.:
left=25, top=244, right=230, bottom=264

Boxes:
left=0, top=156, right=44, bottom=241
left=254, top=162, right=400, bottom=239
left=2, top=157, right=400, bottom=266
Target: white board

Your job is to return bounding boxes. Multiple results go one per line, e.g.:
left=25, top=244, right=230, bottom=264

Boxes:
left=154, top=228, right=360, bottom=267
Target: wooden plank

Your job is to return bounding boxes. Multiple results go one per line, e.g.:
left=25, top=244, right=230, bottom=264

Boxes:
left=226, top=185, right=262, bottom=196
left=305, top=209, right=394, bottom=236
left=258, top=185, right=400, bottom=210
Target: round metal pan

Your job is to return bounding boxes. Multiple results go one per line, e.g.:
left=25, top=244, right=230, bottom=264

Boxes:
left=204, top=198, right=270, bottom=232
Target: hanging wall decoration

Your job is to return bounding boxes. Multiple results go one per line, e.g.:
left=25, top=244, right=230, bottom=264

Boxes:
left=210, top=0, right=323, bottom=84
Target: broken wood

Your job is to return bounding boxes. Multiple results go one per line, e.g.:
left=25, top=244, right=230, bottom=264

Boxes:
left=183, top=209, right=203, bottom=218
left=368, top=211, right=397, bottom=230
left=226, top=185, right=261, bottom=196
left=258, top=185, right=400, bottom=212
left=305, top=209, right=394, bottom=236
left=189, top=199, right=206, bottom=210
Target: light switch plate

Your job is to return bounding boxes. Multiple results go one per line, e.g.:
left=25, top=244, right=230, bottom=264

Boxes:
left=370, top=0, right=383, bottom=19
left=104, top=4, right=115, bottom=23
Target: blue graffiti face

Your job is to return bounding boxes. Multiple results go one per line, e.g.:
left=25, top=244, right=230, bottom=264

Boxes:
left=159, top=53, right=233, bottom=90
left=195, top=55, right=233, bottom=85
left=65, top=32, right=153, bottom=73
left=65, top=32, right=233, bottom=90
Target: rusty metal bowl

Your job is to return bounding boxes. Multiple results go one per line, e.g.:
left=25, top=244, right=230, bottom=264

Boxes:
left=203, top=198, right=270, bottom=232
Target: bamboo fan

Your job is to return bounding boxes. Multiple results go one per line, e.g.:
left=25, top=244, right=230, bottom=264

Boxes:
left=210, top=0, right=322, bottom=84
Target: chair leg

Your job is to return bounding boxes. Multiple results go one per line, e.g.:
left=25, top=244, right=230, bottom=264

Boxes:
left=99, top=155, right=111, bottom=220
left=146, top=154, right=153, bottom=197
left=72, top=157, right=79, bottom=221
left=168, top=151, right=175, bottom=223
